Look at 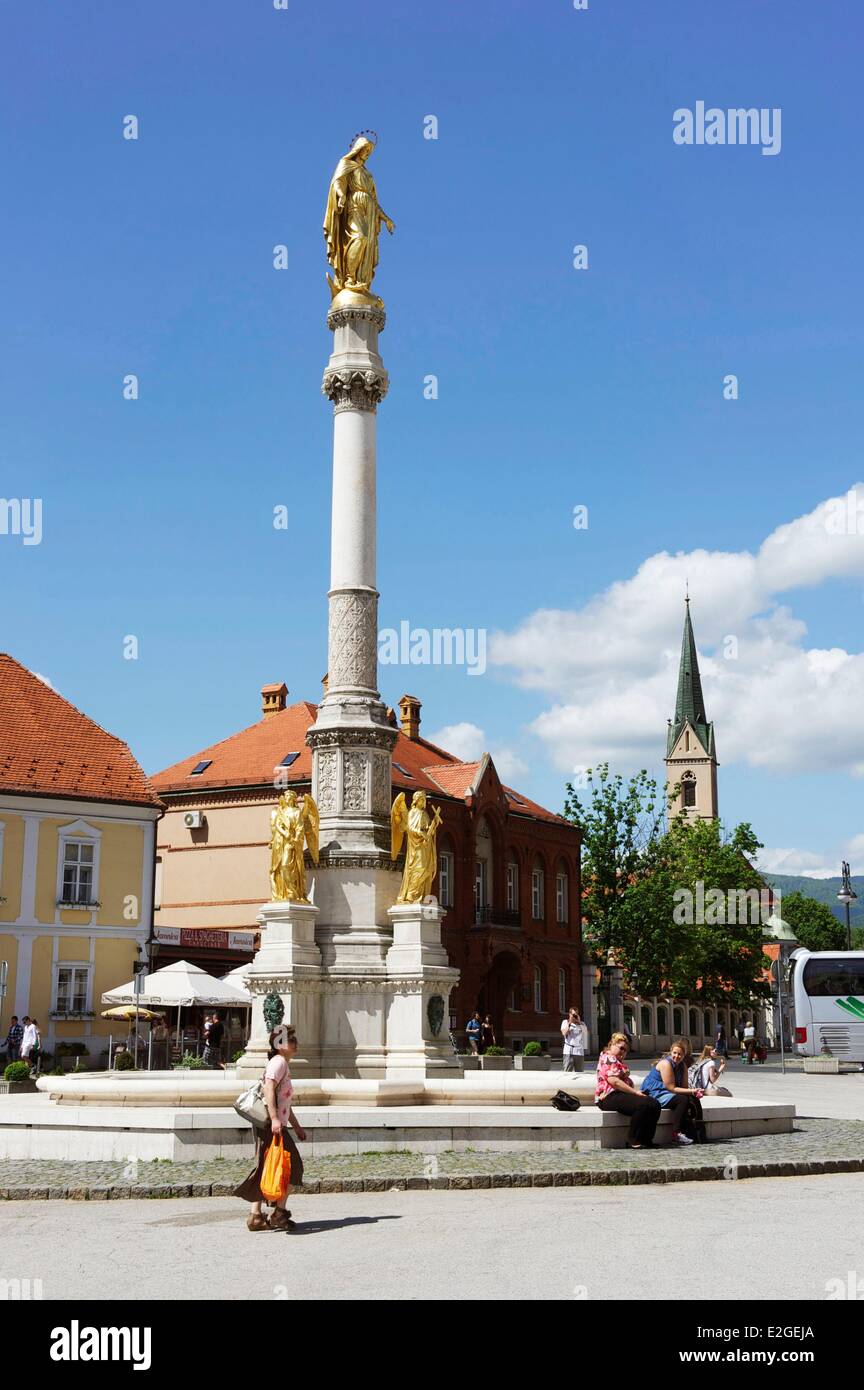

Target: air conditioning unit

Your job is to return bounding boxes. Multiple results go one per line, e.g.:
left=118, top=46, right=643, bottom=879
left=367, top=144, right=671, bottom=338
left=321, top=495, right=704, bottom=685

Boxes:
left=184, top=810, right=204, bottom=829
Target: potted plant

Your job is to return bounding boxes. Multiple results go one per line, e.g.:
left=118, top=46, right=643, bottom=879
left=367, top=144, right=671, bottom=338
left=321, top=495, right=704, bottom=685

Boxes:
left=55, top=1041, right=90, bottom=1072
left=514, top=1040, right=552, bottom=1071
left=172, top=1051, right=208, bottom=1070
left=479, top=1045, right=513, bottom=1071
left=0, top=1061, right=39, bottom=1094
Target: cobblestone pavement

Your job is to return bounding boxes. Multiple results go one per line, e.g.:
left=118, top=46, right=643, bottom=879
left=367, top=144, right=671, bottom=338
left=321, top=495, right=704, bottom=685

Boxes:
left=1, top=1118, right=863, bottom=1196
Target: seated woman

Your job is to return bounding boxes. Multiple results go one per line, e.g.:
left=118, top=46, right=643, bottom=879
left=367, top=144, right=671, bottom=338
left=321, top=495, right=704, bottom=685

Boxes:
left=595, top=1031, right=661, bottom=1150
left=641, top=1038, right=704, bottom=1145
left=694, top=1045, right=731, bottom=1095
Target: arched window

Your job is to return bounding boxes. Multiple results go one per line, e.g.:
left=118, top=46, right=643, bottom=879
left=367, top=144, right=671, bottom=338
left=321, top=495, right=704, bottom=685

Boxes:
left=624, top=1008, right=636, bottom=1036
left=682, top=772, right=697, bottom=809
left=640, top=1005, right=652, bottom=1033
left=555, top=867, right=568, bottom=924
left=533, top=965, right=544, bottom=1013
left=474, top=816, right=493, bottom=922
left=703, top=1010, right=712, bottom=1037
left=673, top=1007, right=683, bottom=1035
left=656, top=1005, right=668, bottom=1036
left=531, top=860, right=545, bottom=920
left=506, top=859, right=519, bottom=913
left=689, top=1008, right=699, bottom=1036
left=438, top=846, right=454, bottom=908
left=730, top=1012, right=737, bottom=1032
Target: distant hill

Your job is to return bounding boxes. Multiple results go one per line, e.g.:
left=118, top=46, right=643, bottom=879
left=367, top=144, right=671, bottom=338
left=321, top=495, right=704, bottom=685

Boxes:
left=762, top=874, right=864, bottom=931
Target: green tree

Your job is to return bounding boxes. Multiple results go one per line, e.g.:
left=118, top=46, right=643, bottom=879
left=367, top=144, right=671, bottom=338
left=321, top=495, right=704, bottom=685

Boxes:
left=563, top=764, right=665, bottom=966
left=779, top=890, right=846, bottom=952
left=566, top=767, right=773, bottom=1008
left=663, top=817, right=772, bottom=1006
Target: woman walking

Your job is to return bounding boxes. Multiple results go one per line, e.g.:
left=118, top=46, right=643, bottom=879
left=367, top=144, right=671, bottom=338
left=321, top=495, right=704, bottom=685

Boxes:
left=595, top=1032, right=661, bottom=1149
left=641, top=1039, right=705, bottom=1145
left=234, top=1025, right=306, bottom=1232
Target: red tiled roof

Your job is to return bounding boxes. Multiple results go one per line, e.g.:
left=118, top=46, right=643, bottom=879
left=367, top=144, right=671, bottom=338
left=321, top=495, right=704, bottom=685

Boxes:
left=151, top=699, right=566, bottom=822
left=151, top=702, right=319, bottom=792
left=0, top=654, right=161, bottom=807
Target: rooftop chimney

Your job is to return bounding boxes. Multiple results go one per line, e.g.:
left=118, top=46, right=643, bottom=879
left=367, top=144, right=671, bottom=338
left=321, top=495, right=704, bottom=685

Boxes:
left=398, top=693, right=422, bottom=740
left=321, top=672, right=329, bottom=695
left=261, top=682, right=288, bottom=718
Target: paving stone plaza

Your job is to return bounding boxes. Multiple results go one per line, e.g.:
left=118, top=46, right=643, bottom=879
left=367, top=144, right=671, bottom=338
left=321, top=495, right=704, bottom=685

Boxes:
left=0, top=1115, right=862, bottom=1198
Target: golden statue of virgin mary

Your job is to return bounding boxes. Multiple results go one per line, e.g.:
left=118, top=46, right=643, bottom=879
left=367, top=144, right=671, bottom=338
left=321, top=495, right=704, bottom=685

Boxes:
left=323, top=132, right=394, bottom=307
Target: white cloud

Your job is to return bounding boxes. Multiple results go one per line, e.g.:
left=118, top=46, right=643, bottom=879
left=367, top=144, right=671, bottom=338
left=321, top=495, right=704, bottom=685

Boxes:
left=755, top=848, right=838, bottom=878
left=757, top=831, right=864, bottom=879
left=490, top=486, right=864, bottom=780
left=427, top=722, right=529, bottom=788
left=428, top=722, right=484, bottom=762
left=34, top=672, right=54, bottom=688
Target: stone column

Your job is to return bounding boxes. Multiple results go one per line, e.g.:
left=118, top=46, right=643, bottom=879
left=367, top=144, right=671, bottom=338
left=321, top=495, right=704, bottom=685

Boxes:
left=305, top=301, right=401, bottom=1078
left=308, top=302, right=397, bottom=859
left=581, top=961, right=598, bottom=1054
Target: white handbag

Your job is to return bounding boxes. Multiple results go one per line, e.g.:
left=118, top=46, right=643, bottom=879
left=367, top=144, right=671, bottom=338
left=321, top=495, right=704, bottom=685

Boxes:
left=234, top=1079, right=268, bottom=1127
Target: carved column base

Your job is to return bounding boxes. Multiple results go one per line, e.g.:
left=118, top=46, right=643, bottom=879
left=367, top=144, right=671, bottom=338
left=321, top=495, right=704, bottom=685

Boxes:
left=384, top=902, right=461, bottom=1081
left=235, top=901, right=322, bottom=1081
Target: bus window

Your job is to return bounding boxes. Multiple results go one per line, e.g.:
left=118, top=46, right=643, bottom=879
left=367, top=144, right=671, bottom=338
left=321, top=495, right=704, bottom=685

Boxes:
left=802, top=957, right=864, bottom=997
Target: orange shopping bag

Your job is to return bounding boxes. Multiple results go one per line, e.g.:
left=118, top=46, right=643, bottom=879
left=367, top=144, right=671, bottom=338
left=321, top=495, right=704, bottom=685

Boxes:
left=261, top=1132, right=292, bottom=1203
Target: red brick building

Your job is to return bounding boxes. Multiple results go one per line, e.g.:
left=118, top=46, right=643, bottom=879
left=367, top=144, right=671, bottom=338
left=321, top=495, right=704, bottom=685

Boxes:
left=151, top=686, right=582, bottom=1052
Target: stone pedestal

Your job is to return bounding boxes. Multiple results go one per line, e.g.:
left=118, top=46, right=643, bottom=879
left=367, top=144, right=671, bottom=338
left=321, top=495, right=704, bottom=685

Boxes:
left=236, top=901, right=322, bottom=1081
left=384, top=902, right=461, bottom=1081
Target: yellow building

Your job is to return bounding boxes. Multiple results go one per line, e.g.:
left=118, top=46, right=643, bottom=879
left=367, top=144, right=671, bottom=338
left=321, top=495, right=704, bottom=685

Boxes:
left=0, top=655, right=162, bottom=1066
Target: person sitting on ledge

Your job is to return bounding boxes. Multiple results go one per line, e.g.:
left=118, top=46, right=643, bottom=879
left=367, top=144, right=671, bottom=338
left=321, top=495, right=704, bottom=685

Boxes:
left=640, top=1038, right=705, bottom=1145
left=594, top=1031, right=661, bottom=1150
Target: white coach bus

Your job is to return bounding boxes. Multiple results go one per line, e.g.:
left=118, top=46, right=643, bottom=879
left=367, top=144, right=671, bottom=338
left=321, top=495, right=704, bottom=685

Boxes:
left=790, top=948, right=864, bottom=1063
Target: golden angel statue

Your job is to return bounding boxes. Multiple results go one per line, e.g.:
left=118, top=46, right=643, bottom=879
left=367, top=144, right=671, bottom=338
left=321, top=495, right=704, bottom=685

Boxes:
left=323, top=131, right=394, bottom=306
left=269, top=791, right=320, bottom=903
left=391, top=790, right=442, bottom=904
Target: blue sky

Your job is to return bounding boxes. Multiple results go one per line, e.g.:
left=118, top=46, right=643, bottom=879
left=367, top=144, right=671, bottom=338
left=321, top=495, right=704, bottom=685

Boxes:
left=2, top=1, right=862, bottom=875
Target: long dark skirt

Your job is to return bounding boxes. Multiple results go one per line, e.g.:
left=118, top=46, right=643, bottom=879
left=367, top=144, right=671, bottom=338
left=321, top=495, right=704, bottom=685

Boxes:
left=233, top=1124, right=304, bottom=1204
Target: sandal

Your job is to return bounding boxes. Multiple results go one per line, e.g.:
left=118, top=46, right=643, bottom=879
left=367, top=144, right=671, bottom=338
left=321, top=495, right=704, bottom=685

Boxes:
left=268, top=1209, right=296, bottom=1233
left=246, top=1213, right=270, bottom=1232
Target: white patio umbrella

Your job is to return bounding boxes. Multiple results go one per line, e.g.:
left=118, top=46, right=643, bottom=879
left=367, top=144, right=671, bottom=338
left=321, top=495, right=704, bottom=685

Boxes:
left=220, top=964, right=252, bottom=1001
left=102, top=959, right=251, bottom=1047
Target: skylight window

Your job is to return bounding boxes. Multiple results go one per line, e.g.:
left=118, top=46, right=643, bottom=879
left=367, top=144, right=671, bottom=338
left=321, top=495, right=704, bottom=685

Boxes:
left=392, top=761, right=414, bottom=779
left=279, top=752, right=300, bottom=767
left=190, top=760, right=212, bottom=776
left=506, top=792, right=526, bottom=806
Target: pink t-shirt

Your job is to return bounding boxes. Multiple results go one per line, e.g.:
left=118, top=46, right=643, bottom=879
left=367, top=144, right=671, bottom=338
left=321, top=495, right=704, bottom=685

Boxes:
left=264, top=1055, right=294, bottom=1126
left=595, top=1051, right=631, bottom=1102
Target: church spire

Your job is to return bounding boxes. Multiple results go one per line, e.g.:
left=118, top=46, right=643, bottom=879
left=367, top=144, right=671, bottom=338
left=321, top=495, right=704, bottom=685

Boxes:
left=675, top=595, right=708, bottom=730
left=665, top=595, right=718, bottom=819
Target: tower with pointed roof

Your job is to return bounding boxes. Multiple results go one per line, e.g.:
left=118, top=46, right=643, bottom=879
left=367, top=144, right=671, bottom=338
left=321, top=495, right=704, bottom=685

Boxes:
left=665, top=597, right=718, bottom=821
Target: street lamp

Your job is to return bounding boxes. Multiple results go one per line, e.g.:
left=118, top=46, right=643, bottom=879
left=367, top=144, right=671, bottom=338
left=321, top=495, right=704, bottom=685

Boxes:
left=837, top=860, right=858, bottom=953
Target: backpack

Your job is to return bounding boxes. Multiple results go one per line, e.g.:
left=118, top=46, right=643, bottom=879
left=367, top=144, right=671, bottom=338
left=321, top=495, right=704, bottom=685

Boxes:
left=687, top=1062, right=702, bottom=1089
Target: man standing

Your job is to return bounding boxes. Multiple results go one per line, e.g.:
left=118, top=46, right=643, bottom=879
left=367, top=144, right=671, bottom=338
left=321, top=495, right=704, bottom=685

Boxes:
left=560, top=1006, right=587, bottom=1072
left=19, top=1016, right=37, bottom=1065
left=465, top=1011, right=482, bottom=1056
left=4, top=1016, right=23, bottom=1067
left=204, top=1012, right=225, bottom=1069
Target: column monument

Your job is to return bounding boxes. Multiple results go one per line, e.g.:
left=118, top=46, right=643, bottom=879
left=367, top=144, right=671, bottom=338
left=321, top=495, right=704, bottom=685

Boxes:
left=239, top=134, right=458, bottom=1082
